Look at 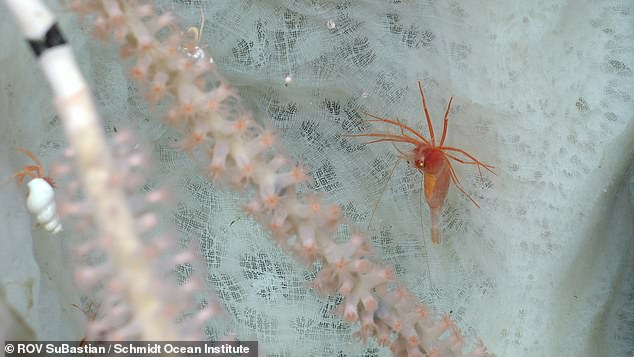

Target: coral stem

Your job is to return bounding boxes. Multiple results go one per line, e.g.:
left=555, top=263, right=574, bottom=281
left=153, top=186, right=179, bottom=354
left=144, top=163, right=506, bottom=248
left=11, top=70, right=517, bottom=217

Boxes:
left=4, top=0, right=178, bottom=340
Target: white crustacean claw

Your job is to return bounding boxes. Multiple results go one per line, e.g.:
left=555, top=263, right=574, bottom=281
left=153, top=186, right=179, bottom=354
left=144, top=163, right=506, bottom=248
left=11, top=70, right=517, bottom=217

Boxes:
left=26, top=178, right=63, bottom=234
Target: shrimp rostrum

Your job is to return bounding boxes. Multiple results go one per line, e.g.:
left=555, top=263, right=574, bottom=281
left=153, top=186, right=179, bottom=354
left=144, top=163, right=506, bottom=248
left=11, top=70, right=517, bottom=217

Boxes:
left=349, top=81, right=495, bottom=244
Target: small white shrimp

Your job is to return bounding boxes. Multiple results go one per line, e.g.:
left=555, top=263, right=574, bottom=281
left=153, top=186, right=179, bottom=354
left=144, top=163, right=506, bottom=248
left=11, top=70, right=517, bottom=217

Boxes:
left=182, top=8, right=212, bottom=63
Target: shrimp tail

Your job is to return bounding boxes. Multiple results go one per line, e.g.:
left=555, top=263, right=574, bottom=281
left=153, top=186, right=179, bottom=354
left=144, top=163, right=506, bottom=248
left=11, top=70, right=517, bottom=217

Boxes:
left=430, top=207, right=442, bottom=244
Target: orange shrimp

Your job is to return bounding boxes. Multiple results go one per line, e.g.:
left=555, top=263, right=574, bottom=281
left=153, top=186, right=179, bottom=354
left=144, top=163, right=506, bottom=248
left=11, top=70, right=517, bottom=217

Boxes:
left=350, top=81, right=495, bottom=244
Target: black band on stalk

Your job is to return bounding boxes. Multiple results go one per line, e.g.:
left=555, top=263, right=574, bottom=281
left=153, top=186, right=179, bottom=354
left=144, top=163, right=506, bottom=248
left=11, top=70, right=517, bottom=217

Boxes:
left=28, top=23, right=67, bottom=57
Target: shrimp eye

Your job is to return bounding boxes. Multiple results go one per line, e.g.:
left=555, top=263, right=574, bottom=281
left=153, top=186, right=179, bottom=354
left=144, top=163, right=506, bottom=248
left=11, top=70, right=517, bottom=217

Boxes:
left=414, top=159, right=424, bottom=168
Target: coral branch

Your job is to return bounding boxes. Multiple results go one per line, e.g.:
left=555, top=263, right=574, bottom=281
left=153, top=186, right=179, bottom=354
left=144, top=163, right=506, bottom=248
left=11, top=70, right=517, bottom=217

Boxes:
left=4, top=0, right=219, bottom=341
left=57, top=131, right=220, bottom=341
left=68, top=1, right=489, bottom=355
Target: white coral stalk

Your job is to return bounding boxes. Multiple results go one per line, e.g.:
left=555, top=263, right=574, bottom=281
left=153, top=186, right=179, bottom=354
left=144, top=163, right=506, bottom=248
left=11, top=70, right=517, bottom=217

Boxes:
left=3, top=0, right=202, bottom=341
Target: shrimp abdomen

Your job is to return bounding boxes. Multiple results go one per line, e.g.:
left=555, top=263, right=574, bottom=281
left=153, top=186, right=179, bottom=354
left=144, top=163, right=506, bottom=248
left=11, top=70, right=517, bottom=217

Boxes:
left=430, top=206, right=442, bottom=244
left=423, top=161, right=451, bottom=244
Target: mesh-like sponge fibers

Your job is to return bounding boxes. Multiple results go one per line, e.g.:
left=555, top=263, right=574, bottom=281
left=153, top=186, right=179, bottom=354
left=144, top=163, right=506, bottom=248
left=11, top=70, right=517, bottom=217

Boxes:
left=0, top=0, right=632, bottom=356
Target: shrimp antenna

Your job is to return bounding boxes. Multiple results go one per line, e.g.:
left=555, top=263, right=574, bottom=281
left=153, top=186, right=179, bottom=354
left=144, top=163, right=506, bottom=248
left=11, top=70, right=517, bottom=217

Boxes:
left=198, top=7, right=205, bottom=43
left=15, top=147, right=42, bottom=167
left=439, top=96, right=453, bottom=146
left=367, top=160, right=398, bottom=229
left=418, top=80, right=435, bottom=146
left=363, top=117, right=410, bottom=229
